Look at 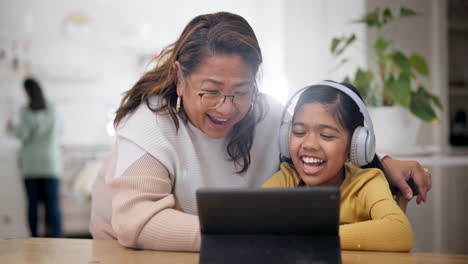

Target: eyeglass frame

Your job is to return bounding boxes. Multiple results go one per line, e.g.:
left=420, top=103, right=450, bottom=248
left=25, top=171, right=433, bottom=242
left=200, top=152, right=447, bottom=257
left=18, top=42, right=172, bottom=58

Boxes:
left=185, top=77, right=258, bottom=110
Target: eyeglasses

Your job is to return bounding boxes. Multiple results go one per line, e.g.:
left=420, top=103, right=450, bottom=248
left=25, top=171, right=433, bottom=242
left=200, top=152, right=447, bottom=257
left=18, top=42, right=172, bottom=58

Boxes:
left=196, top=90, right=256, bottom=109
left=188, top=80, right=256, bottom=109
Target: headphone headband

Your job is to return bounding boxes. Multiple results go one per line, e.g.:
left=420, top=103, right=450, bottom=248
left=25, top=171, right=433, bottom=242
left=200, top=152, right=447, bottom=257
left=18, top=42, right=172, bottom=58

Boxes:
left=315, top=81, right=375, bottom=136
left=280, top=81, right=374, bottom=135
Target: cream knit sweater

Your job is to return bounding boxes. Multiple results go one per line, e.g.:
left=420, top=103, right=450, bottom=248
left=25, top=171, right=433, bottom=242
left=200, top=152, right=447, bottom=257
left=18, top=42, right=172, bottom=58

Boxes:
left=90, top=95, right=284, bottom=251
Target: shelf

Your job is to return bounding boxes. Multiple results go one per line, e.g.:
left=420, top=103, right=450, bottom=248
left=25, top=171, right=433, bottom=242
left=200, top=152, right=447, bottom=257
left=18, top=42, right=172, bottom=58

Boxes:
left=389, top=145, right=468, bottom=166
left=449, top=88, right=468, bottom=96
left=449, top=84, right=468, bottom=96
left=396, top=154, right=468, bottom=167
left=448, top=146, right=468, bottom=155
left=449, top=21, right=468, bottom=31
left=0, top=31, right=160, bottom=52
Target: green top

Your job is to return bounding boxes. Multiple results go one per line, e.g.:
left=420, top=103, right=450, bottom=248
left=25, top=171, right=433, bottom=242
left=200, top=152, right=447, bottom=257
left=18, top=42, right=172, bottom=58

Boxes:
left=7, top=103, right=62, bottom=178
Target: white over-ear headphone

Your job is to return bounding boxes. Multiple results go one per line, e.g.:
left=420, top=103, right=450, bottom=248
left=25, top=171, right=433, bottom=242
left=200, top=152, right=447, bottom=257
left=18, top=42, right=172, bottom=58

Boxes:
left=279, top=81, right=376, bottom=167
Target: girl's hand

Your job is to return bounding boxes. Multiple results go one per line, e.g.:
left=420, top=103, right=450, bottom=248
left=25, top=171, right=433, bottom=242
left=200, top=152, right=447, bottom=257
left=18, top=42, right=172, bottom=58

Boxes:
left=381, top=156, right=432, bottom=204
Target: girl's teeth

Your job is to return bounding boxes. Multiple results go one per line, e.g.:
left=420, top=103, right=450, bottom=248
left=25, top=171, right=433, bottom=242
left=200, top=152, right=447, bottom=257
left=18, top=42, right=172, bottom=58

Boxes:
left=302, top=157, right=323, bottom=163
left=304, top=162, right=325, bottom=170
left=301, top=157, right=325, bottom=174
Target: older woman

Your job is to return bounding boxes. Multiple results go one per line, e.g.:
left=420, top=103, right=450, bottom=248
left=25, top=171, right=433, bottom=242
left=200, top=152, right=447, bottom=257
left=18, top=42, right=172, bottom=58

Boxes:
left=90, top=11, right=431, bottom=252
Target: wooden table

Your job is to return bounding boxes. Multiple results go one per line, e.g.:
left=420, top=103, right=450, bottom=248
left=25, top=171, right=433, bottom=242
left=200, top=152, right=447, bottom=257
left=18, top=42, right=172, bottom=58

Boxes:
left=1, top=238, right=468, bottom=264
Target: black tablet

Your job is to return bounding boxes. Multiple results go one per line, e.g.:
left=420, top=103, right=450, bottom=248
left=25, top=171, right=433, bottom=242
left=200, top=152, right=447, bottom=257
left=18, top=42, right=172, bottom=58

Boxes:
left=196, top=187, right=341, bottom=264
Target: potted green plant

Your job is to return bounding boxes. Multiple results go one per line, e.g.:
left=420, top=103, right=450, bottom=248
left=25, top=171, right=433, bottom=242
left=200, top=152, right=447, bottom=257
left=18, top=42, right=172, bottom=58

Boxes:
left=330, top=6, right=443, bottom=152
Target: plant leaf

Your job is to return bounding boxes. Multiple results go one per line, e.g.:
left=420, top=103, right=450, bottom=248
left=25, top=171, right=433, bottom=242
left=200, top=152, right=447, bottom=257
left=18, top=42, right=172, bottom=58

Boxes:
left=345, top=34, right=356, bottom=46
left=410, top=87, right=437, bottom=122
left=430, top=94, right=444, bottom=110
left=409, top=53, right=429, bottom=76
left=386, top=73, right=411, bottom=108
left=414, top=85, right=444, bottom=111
left=382, top=8, right=393, bottom=25
left=331, top=38, right=341, bottom=54
left=391, top=51, right=411, bottom=73
left=368, top=89, right=379, bottom=107
left=375, top=37, right=392, bottom=59
left=343, top=76, right=352, bottom=84
left=399, top=7, right=418, bottom=17
left=354, top=8, right=382, bottom=28
left=354, top=68, right=373, bottom=100
left=333, top=34, right=356, bottom=56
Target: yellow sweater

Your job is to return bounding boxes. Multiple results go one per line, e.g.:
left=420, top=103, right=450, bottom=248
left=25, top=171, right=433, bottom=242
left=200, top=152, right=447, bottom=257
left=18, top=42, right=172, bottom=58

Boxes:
left=262, top=162, right=413, bottom=252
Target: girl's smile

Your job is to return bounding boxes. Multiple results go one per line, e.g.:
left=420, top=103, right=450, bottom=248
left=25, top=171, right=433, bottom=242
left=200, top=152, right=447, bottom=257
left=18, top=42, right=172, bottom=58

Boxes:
left=289, top=103, right=349, bottom=187
left=300, top=155, right=326, bottom=175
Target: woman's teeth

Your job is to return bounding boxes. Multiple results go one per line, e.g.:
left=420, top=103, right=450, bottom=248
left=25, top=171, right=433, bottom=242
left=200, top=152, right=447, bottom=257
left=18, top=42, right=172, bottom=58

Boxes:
left=210, top=115, right=229, bottom=125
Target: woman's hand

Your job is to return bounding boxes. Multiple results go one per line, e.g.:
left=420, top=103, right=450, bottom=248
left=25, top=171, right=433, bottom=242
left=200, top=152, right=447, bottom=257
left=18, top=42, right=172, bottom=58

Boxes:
left=381, top=156, right=432, bottom=204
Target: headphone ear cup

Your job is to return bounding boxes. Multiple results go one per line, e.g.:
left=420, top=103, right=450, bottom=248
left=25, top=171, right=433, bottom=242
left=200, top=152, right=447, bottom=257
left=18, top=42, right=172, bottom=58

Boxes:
left=365, top=127, right=376, bottom=164
left=279, top=121, right=291, bottom=159
left=350, top=126, right=370, bottom=167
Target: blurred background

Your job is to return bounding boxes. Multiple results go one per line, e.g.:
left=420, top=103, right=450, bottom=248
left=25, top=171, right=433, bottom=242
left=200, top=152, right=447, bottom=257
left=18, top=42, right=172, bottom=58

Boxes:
left=0, top=0, right=467, bottom=254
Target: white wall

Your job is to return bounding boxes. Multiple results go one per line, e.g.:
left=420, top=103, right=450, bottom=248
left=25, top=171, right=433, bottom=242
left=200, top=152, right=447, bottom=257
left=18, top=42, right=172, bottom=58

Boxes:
left=284, top=0, right=367, bottom=94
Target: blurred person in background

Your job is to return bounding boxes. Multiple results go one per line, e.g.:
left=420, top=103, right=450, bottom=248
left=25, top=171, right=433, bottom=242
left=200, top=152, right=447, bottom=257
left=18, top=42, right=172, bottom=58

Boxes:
left=6, top=77, right=64, bottom=238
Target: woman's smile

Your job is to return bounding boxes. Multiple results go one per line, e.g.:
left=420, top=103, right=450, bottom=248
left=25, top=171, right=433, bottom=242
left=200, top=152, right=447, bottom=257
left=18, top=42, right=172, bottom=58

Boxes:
left=178, top=55, right=255, bottom=139
left=206, top=114, right=234, bottom=129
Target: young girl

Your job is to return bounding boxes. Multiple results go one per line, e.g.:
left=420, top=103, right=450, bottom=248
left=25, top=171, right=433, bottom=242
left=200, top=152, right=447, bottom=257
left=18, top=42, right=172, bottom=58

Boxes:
left=263, top=81, right=413, bottom=252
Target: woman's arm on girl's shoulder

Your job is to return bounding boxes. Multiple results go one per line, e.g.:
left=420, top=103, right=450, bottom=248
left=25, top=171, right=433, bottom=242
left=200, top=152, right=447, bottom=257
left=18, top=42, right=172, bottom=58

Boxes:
left=107, top=137, right=200, bottom=252
left=339, top=172, right=413, bottom=252
left=381, top=156, right=431, bottom=204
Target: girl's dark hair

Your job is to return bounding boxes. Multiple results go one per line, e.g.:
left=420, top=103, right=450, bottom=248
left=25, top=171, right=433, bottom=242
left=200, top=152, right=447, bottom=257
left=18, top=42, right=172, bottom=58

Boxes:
left=114, top=12, right=264, bottom=174
left=293, top=81, right=384, bottom=176
left=23, top=78, right=46, bottom=111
